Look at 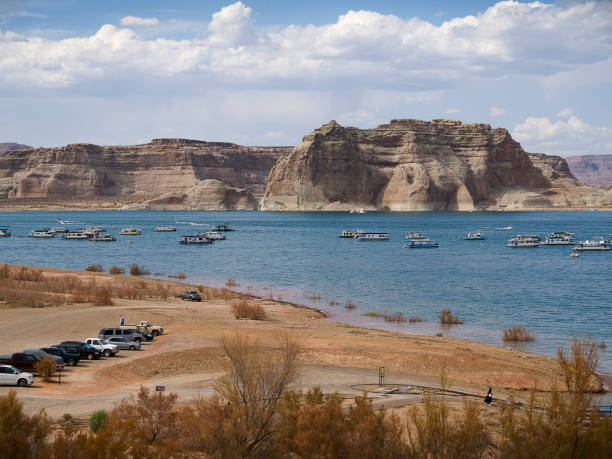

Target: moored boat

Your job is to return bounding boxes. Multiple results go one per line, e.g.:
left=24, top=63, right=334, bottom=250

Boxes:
left=543, top=232, right=575, bottom=245
left=464, top=232, right=486, bottom=240
left=28, top=229, right=55, bottom=238
left=0, top=226, right=11, bottom=237
left=78, top=226, right=106, bottom=233
left=572, top=240, right=611, bottom=252
left=90, top=233, right=116, bottom=242
left=50, top=226, right=68, bottom=233
left=338, top=230, right=359, bottom=238
left=507, top=235, right=540, bottom=248
left=154, top=226, right=176, bottom=232
left=405, top=232, right=425, bottom=240
left=203, top=231, right=225, bottom=240
left=405, top=238, right=439, bottom=248
left=61, top=232, right=90, bottom=240
left=211, top=223, right=234, bottom=232
left=355, top=232, right=389, bottom=241
left=179, top=234, right=213, bottom=245
left=119, top=227, right=142, bottom=236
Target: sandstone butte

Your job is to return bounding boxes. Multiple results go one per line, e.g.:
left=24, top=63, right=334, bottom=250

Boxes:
left=261, top=119, right=612, bottom=211
left=1, top=119, right=611, bottom=211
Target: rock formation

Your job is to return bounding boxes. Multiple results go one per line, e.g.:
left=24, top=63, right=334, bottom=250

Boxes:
left=0, top=143, right=31, bottom=154
left=261, top=119, right=612, bottom=211
left=0, top=139, right=290, bottom=210
left=566, top=155, right=612, bottom=186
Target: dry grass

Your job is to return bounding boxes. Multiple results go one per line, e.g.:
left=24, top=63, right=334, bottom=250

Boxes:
left=232, top=298, right=267, bottom=320
left=129, top=264, right=150, bottom=276
left=168, top=272, right=186, bottom=279
left=502, top=325, right=536, bottom=342
left=305, top=292, right=321, bottom=300
left=384, top=312, right=407, bottom=323
left=438, top=308, right=463, bottom=325
left=363, top=311, right=385, bottom=318
left=225, top=278, right=238, bottom=287
left=34, top=356, right=57, bottom=382
left=85, top=264, right=104, bottom=273
left=109, top=266, right=125, bottom=275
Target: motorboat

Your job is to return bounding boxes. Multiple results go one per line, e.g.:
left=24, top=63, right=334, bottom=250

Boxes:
left=349, top=208, right=365, bottom=214
left=0, top=226, right=11, bottom=237
left=354, top=232, right=389, bottom=241
left=202, top=231, right=225, bottom=240
left=28, top=229, right=55, bottom=238
left=179, top=234, right=213, bottom=245
left=405, top=238, right=439, bottom=248
left=119, top=227, right=142, bottom=236
left=572, top=240, right=612, bottom=252
left=338, top=230, right=359, bottom=238
left=90, top=234, right=116, bottom=242
left=78, top=226, right=106, bottom=233
left=464, top=232, right=486, bottom=240
left=543, top=232, right=575, bottom=245
left=507, top=235, right=540, bottom=248
left=405, top=232, right=425, bottom=240
left=154, top=226, right=176, bottom=232
left=61, top=232, right=90, bottom=240
left=211, top=223, right=234, bottom=232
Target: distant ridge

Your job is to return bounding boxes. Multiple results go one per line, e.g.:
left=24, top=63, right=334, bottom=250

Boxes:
left=566, top=155, right=612, bottom=186
left=0, top=142, right=32, bottom=154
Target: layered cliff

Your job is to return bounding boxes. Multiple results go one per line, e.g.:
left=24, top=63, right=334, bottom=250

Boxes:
left=261, top=119, right=612, bottom=211
left=0, top=143, right=31, bottom=154
left=566, top=155, right=612, bottom=186
left=0, top=139, right=290, bottom=210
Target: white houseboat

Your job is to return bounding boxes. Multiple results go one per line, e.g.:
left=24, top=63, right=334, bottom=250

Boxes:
left=154, top=226, right=176, bottom=232
left=405, top=232, right=425, bottom=239
left=507, top=235, right=541, bottom=248
left=572, top=240, right=612, bottom=252
left=119, top=227, right=142, bottom=236
left=91, top=234, right=116, bottom=242
left=543, top=232, right=575, bottom=245
left=464, top=232, right=486, bottom=240
left=179, top=234, right=213, bottom=245
left=203, top=231, right=225, bottom=240
left=28, top=229, right=55, bottom=238
left=61, top=232, right=90, bottom=240
left=0, top=226, right=11, bottom=237
left=355, top=232, right=389, bottom=241
left=405, top=238, right=439, bottom=248
left=338, top=230, right=359, bottom=238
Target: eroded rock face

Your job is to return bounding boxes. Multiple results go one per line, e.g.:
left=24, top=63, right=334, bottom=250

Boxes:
left=566, top=155, right=612, bottom=186
left=0, top=139, right=290, bottom=210
left=0, top=143, right=32, bottom=154
left=261, top=119, right=612, bottom=211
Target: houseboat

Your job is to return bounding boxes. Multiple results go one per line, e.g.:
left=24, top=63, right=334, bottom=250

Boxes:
left=61, top=232, right=90, bottom=240
left=405, top=232, right=425, bottom=239
left=154, top=226, right=176, bottom=232
left=464, top=232, right=486, bottom=240
left=119, top=227, right=142, bottom=236
left=50, top=226, right=68, bottom=233
left=543, top=232, right=575, bottom=245
left=572, top=240, right=612, bottom=252
left=90, top=234, right=116, bottom=242
left=405, top=238, right=439, bottom=248
left=211, top=223, right=234, bottom=232
left=355, top=232, right=389, bottom=241
left=78, top=226, right=106, bottom=233
left=28, top=229, right=55, bottom=238
left=338, top=230, right=359, bottom=238
left=179, top=234, right=213, bottom=245
left=203, top=231, right=225, bottom=240
left=507, top=235, right=541, bottom=248
left=0, top=226, right=11, bottom=237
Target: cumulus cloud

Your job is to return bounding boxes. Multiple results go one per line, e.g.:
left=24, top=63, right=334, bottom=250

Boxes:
left=556, top=107, right=573, bottom=118
left=119, top=16, right=160, bottom=27
left=513, top=116, right=612, bottom=157
left=489, top=106, right=506, bottom=117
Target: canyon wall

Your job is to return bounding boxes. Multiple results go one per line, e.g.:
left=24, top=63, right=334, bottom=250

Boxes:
left=566, top=155, right=612, bottom=186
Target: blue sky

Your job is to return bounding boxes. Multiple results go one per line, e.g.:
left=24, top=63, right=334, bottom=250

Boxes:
left=1, top=1, right=611, bottom=156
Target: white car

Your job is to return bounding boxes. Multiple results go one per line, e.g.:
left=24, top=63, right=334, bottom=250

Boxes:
left=0, top=364, right=34, bottom=386
left=85, top=338, right=119, bottom=357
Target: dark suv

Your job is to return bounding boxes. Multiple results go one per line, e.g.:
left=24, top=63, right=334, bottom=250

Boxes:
left=41, top=347, right=80, bottom=366
left=177, top=290, right=201, bottom=301
left=55, top=342, right=102, bottom=360
left=98, top=328, right=148, bottom=343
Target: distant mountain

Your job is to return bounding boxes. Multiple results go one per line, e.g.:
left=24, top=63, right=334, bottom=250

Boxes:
left=566, top=155, right=612, bottom=186
left=0, top=143, right=32, bottom=154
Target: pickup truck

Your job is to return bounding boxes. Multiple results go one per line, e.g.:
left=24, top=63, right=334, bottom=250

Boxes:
left=0, top=353, right=40, bottom=372
left=24, top=349, right=64, bottom=370
left=120, top=320, right=164, bottom=337
left=85, top=338, right=119, bottom=357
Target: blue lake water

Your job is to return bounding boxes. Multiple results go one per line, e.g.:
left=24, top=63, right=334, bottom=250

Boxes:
left=1, top=210, right=611, bottom=378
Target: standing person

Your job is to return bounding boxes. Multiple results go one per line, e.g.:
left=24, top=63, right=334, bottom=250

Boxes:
left=120, top=314, right=125, bottom=326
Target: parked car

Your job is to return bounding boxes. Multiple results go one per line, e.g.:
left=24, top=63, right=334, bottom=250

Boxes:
left=120, top=320, right=165, bottom=336
left=40, top=347, right=80, bottom=366
left=0, top=364, right=34, bottom=387
left=177, top=290, right=201, bottom=301
left=85, top=338, right=119, bottom=357
left=55, top=342, right=102, bottom=360
left=106, top=336, right=141, bottom=351
left=0, top=353, right=40, bottom=372
left=23, top=349, right=64, bottom=369
left=98, top=328, right=147, bottom=343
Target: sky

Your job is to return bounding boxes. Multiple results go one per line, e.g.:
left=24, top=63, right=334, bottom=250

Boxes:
left=0, top=0, right=611, bottom=157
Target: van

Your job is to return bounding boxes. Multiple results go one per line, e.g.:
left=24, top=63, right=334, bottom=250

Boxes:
left=98, top=328, right=146, bottom=343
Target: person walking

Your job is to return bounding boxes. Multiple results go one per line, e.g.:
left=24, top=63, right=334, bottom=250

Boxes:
left=484, top=387, right=493, bottom=405
left=120, top=314, right=125, bottom=326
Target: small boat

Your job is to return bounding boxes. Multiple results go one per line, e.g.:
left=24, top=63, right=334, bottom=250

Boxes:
left=28, top=229, right=55, bottom=238
left=90, top=233, right=116, bottom=242
left=0, top=226, right=11, bottom=237
left=543, top=232, right=575, bottom=245
left=154, top=226, right=176, bottom=232
left=203, top=231, right=225, bottom=240
left=78, top=226, right=106, bottom=233
left=405, top=238, right=439, bottom=248
left=507, top=235, right=540, bottom=248
left=338, top=230, right=359, bottom=238
left=570, top=252, right=580, bottom=258
left=572, top=240, right=612, bottom=252
left=349, top=208, right=365, bottom=214
left=119, top=227, right=142, bottom=236
left=50, top=226, right=68, bottom=233
left=405, top=232, right=425, bottom=240
left=354, top=232, right=389, bottom=241
left=61, top=232, right=90, bottom=240
left=464, top=232, right=486, bottom=240
left=210, top=223, right=234, bottom=232
left=179, top=234, right=213, bottom=245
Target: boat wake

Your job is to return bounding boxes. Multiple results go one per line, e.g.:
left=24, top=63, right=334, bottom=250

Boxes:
left=175, top=221, right=208, bottom=226
left=498, top=226, right=513, bottom=230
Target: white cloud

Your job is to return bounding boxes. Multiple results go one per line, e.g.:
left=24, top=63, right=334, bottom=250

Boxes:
left=513, top=116, right=612, bottom=156
left=119, top=16, right=160, bottom=27
left=556, top=107, right=573, bottom=118
left=208, top=1, right=256, bottom=46
left=444, top=107, right=460, bottom=115
left=489, top=106, right=506, bottom=117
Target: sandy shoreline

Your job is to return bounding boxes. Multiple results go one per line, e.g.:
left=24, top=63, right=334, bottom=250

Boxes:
left=0, top=265, right=607, bottom=418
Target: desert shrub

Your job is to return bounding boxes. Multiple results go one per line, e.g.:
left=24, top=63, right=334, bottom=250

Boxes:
left=93, top=287, right=113, bottom=306
left=12, top=266, right=44, bottom=282
left=89, top=410, right=109, bottom=433
left=345, top=299, right=357, bottom=310
left=598, top=340, right=606, bottom=349
left=438, top=308, right=463, bottom=325
left=364, top=311, right=385, bottom=317
left=226, top=277, right=238, bottom=287
left=109, top=266, right=124, bottom=275
left=62, top=413, right=73, bottom=423
left=85, top=264, right=104, bottom=273
left=0, top=264, right=10, bottom=278
left=34, top=356, right=57, bottom=382
left=129, top=264, right=150, bottom=276
left=502, top=325, right=535, bottom=342
left=232, top=298, right=266, bottom=320
left=0, top=391, right=51, bottom=457
left=305, top=292, right=321, bottom=300
left=384, top=312, right=407, bottom=323
left=329, top=300, right=340, bottom=306
left=409, top=316, right=425, bottom=323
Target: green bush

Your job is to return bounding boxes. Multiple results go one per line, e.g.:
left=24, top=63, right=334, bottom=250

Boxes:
left=89, top=409, right=109, bottom=433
